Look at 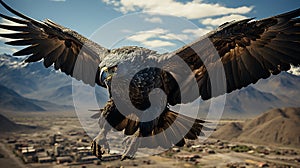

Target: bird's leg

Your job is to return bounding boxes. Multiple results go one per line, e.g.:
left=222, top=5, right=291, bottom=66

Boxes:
left=120, top=103, right=163, bottom=161
left=91, top=127, right=110, bottom=159
left=91, top=107, right=112, bottom=159
left=122, top=136, right=132, bottom=150
left=121, top=130, right=141, bottom=161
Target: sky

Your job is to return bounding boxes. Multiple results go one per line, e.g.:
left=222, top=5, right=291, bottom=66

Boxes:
left=0, top=0, right=299, bottom=54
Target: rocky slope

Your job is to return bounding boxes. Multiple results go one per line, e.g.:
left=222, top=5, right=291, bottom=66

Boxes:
left=212, top=107, right=300, bottom=147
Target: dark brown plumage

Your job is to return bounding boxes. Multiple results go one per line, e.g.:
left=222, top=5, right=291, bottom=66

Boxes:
left=0, top=0, right=299, bottom=160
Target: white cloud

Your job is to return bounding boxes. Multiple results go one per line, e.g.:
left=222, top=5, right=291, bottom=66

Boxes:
left=144, top=17, right=163, bottom=23
left=143, top=40, right=176, bottom=48
left=127, top=27, right=210, bottom=42
left=201, top=14, right=248, bottom=26
left=126, top=28, right=178, bottom=48
left=127, top=28, right=168, bottom=41
left=102, top=0, right=119, bottom=6
left=128, top=33, right=155, bottom=42
left=182, top=27, right=213, bottom=37
left=102, top=0, right=253, bottom=20
left=126, top=27, right=215, bottom=48
left=160, top=33, right=189, bottom=41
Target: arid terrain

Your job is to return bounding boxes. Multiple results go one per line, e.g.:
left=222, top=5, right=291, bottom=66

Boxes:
left=0, top=107, right=299, bottom=168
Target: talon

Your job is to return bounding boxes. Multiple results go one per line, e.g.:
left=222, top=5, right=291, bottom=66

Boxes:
left=91, top=136, right=110, bottom=160
left=121, top=154, right=133, bottom=161
left=91, top=141, right=101, bottom=159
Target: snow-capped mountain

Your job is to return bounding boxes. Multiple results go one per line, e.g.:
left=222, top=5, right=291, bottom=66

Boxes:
left=0, top=54, right=71, bottom=97
left=0, top=54, right=107, bottom=112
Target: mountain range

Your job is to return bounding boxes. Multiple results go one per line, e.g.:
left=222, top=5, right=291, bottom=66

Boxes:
left=0, top=84, right=72, bottom=112
left=211, top=107, right=300, bottom=147
left=0, top=54, right=300, bottom=117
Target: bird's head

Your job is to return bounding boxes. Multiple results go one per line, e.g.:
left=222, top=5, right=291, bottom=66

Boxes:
left=98, top=66, right=117, bottom=88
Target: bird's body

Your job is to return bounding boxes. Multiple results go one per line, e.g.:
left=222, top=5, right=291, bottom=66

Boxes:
left=0, top=0, right=299, bottom=160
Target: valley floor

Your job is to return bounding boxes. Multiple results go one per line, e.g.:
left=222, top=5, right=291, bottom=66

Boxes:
left=0, top=111, right=299, bottom=168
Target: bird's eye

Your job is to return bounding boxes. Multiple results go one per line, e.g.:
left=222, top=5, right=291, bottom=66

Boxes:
left=101, top=71, right=107, bottom=84
left=99, top=67, right=109, bottom=85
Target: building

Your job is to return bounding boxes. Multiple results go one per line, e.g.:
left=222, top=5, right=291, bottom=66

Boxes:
left=38, top=157, right=53, bottom=163
left=56, top=156, right=73, bottom=164
left=80, top=156, right=99, bottom=163
left=54, top=143, right=64, bottom=156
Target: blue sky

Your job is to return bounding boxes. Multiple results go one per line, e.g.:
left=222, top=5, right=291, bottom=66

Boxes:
left=0, top=0, right=299, bottom=53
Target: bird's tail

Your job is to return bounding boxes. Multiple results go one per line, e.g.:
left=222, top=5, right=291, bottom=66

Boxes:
left=140, top=108, right=209, bottom=148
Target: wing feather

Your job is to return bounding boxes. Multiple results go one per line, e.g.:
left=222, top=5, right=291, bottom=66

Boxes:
left=0, top=13, right=28, bottom=24
left=13, top=44, right=38, bottom=56
left=0, top=24, right=31, bottom=32
left=0, top=1, right=109, bottom=86
left=0, top=32, right=34, bottom=39
left=165, top=8, right=300, bottom=101
left=44, top=43, right=65, bottom=68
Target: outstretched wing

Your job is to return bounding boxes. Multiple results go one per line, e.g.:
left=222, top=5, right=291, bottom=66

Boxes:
left=0, top=1, right=109, bottom=86
left=170, top=8, right=300, bottom=101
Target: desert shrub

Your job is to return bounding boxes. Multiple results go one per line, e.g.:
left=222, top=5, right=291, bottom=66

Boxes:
left=231, top=145, right=252, bottom=152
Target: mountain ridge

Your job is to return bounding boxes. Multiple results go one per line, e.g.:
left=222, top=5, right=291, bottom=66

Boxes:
left=0, top=84, right=73, bottom=112
left=212, top=107, right=300, bottom=147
